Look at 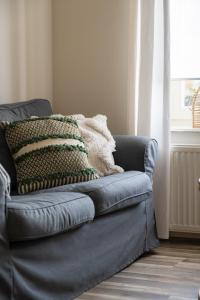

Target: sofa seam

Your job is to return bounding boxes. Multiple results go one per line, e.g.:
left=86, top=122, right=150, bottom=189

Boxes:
left=24, top=172, right=148, bottom=198
left=84, top=172, right=148, bottom=195
left=98, top=190, right=152, bottom=214
left=9, top=217, right=94, bottom=242
left=144, top=199, right=148, bottom=251
left=8, top=195, right=91, bottom=211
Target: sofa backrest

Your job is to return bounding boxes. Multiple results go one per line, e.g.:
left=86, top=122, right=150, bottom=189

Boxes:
left=0, top=99, right=53, bottom=192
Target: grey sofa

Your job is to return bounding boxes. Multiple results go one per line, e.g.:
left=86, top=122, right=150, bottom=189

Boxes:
left=0, top=99, right=159, bottom=300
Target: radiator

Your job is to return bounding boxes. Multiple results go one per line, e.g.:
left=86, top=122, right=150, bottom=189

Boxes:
left=170, top=145, right=200, bottom=233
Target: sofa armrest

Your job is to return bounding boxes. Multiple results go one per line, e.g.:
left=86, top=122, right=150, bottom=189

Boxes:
left=0, top=164, right=12, bottom=297
left=113, top=135, right=158, bottom=178
left=0, top=164, right=10, bottom=203
left=0, top=163, right=10, bottom=239
left=0, top=164, right=10, bottom=231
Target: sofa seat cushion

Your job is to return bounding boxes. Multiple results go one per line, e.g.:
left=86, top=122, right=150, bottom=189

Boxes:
left=37, top=171, right=152, bottom=216
left=7, top=192, right=95, bottom=241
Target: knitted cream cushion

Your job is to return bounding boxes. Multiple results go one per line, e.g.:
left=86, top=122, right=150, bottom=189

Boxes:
left=5, top=116, right=99, bottom=194
left=74, top=114, right=124, bottom=176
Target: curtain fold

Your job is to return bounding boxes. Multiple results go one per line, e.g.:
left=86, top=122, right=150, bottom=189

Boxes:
left=0, top=0, right=53, bottom=104
left=136, top=0, right=170, bottom=239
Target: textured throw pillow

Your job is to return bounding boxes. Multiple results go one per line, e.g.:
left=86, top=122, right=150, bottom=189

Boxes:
left=5, top=116, right=99, bottom=194
left=73, top=114, right=124, bottom=176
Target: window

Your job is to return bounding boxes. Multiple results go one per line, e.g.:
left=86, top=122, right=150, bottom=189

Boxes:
left=170, top=0, right=200, bottom=129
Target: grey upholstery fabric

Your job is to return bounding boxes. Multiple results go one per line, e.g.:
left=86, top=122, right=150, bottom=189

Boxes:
left=0, top=156, right=159, bottom=300
left=0, top=99, right=52, bottom=122
left=113, top=135, right=158, bottom=179
left=35, top=171, right=152, bottom=216
left=8, top=192, right=95, bottom=241
left=0, top=99, right=159, bottom=300
left=0, top=165, right=12, bottom=300
left=0, top=99, right=52, bottom=192
left=10, top=199, right=159, bottom=300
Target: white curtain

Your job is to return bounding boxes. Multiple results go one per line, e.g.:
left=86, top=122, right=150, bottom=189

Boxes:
left=0, top=0, right=53, bottom=104
left=134, top=0, right=170, bottom=238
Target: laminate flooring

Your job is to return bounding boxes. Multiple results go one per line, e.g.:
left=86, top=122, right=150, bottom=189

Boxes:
left=78, top=240, right=200, bottom=300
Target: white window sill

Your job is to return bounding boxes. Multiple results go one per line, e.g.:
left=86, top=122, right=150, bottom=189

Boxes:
left=171, top=127, right=200, bottom=132
left=171, top=128, right=200, bottom=145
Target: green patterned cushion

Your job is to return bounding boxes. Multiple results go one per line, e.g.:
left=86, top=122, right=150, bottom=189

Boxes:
left=5, top=116, right=99, bottom=194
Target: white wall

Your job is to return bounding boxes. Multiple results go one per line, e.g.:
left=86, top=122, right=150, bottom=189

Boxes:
left=0, top=0, right=53, bottom=104
left=52, top=0, right=136, bottom=134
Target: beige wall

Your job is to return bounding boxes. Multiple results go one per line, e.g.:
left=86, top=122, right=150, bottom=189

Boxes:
left=0, top=0, right=53, bottom=104
left=53, top=0, right=136, bottom=134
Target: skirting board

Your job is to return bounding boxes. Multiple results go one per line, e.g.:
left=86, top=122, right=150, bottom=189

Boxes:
left=170, top=231, right=200, bottom=239
left=170, top=224, right=200, bottom=234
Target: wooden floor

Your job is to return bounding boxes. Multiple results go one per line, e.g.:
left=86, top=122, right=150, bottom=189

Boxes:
left=78, top=240, right=200, bottom=300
